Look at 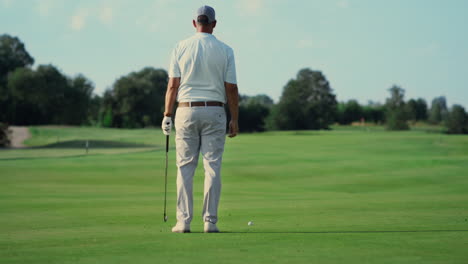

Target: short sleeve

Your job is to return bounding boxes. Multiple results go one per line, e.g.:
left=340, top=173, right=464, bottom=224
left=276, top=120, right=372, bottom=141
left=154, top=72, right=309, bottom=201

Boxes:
left=168, top=46, right=181, bottom=78
left=225, top=48, right=237, bottom=84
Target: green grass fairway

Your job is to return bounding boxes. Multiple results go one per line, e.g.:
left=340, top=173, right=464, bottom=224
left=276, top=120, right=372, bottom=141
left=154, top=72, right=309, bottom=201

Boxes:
left=1, top=126, right=468, bottom=263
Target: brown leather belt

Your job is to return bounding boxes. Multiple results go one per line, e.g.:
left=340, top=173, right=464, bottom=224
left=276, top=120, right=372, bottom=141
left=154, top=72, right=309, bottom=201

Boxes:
left=178, top=101, right=224, bottom=107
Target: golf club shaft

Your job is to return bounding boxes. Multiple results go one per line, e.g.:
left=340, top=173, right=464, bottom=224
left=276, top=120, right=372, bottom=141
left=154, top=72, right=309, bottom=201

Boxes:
left=164, top=135, right=169, bottom=222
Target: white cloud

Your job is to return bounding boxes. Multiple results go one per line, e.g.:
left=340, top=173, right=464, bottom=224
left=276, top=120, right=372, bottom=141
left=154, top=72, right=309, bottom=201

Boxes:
left=70, top=9, right=89, bottom=31
left=237, top=0, right=264, bottom=16
left=99, top=6, right=113, bottom=25
left=337, top=0, right=350, bottom=9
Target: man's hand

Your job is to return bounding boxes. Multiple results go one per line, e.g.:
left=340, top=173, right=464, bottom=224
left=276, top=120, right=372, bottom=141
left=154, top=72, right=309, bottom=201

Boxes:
left=162, top=116, right=172, bottom=135
left=228, top=120, right=238, bottom=138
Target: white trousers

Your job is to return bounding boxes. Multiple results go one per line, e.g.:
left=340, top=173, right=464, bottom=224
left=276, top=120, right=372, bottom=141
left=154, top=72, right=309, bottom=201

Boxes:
left=174, top=106, right=226, bottom=224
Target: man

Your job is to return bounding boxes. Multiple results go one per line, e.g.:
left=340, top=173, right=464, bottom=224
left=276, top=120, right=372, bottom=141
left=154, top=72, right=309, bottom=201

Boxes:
left=162, top=5, right=239, bottom=233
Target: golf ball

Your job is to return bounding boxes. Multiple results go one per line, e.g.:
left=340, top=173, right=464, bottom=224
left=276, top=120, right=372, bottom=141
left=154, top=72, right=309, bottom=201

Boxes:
left=248, top=221, right=254, bottom=226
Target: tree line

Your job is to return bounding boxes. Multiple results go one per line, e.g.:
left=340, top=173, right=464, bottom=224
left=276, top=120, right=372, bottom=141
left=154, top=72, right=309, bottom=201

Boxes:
left=239, top=71, right=466, bottom=134
left=1, top=34, right=467, bottom=146
left=1, top=35, right=93, bottom=125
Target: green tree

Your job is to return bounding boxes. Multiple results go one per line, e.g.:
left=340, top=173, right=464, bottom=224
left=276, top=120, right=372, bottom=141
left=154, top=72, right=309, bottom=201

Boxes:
left=35, top=65, right=71, bottom=124
left=7, top=65, right=93, bottom=125
left=406, top=99, right=418, bottom=122
left=109, top=67, right=168, bottom=128
left=362, top=101, right=386, bottom=124
left=7, top=67, right=47, bottom=124
left=1, top=36, right=94, bottom=125
left=99, top=90, right=117, bottom=127
left=245, top=94, right=274, bottom=106
left=271, top=68, right=337, bottom=130
left=87, top=94, right=102, bottom=125
left=63, top=74, right=94, bottom=125
left=429, top=96, right=448, bottom=124
left=102, top=108, right=113, bottom=128
left=385, top=85, right=409, bottom=130
left=0, top=34, right=34, bottom=121
left=445, top=105, right=467, bottom=134
left=0, top=34, right=34, bottom=81
left=238, top=94, right=273, bottom=132
left=0, top=123, right=10, bottom=147
left=407, top=98, right=428, bottom=122
left=336, top=99, right=363, bottom=125
left=415, top=98, right=428, bottom=121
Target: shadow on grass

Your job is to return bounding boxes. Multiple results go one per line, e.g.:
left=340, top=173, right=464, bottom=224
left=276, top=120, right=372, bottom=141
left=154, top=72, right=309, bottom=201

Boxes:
left=0, top=140, right=163, bottom=161
left=218, top=229, right=468, bottom=234
left=37, top=140, right=155, bottom=149
left=0, top=148, right=161, bottom=161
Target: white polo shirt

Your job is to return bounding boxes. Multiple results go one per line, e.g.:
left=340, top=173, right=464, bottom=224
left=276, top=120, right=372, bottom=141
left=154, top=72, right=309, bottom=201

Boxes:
left=168, top=32, right=237, bottom=103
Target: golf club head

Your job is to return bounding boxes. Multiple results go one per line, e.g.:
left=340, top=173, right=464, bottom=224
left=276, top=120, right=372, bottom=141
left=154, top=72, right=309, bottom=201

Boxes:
left=164, top=215, right=168, bottom=222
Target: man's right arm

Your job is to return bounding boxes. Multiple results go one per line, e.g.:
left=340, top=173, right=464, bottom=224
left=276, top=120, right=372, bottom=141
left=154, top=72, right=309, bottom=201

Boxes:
left=164, top=77, right=180, bottom=117
left=225, top=82, right=239, bottom=138
left=160, top=77, right=180, bottom=135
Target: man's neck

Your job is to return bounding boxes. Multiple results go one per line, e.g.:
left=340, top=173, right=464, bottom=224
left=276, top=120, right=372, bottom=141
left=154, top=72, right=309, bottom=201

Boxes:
left=197, top=28, right=213, bottom=34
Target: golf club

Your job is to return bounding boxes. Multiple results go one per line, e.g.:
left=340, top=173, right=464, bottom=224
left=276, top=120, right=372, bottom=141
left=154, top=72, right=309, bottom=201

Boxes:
left=163, top=134, right=169, bottom=222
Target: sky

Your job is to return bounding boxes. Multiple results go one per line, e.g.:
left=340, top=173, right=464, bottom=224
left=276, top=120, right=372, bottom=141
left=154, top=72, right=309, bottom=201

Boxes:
left=2, top=0, right=468, bottom=108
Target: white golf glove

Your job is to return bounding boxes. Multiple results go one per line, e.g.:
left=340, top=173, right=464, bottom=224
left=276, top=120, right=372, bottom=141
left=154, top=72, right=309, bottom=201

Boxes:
left=162, top=116, right=172, bottom=136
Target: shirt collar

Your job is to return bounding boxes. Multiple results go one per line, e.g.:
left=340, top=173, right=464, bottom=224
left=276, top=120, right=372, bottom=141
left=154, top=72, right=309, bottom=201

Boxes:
left=195, top=32, right=215, bottom=38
